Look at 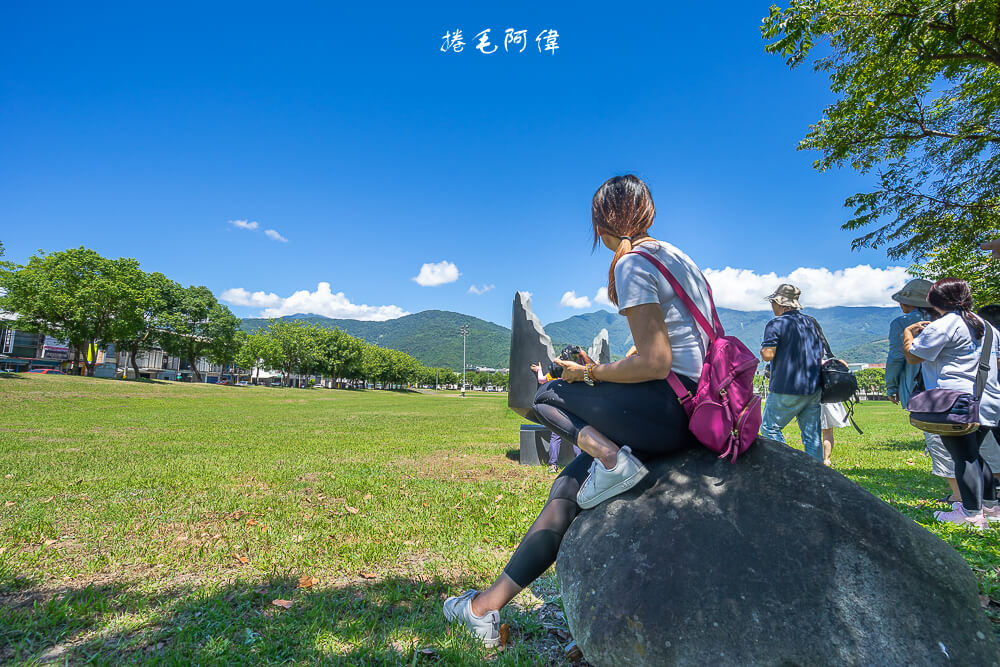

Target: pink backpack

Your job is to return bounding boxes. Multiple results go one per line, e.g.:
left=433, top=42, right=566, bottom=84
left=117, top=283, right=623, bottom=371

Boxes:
left=631, top=251, right=761, bottom=462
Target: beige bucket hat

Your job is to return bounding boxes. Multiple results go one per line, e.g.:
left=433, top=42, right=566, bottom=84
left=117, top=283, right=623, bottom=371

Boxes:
left=891, top=278, right=932, bottom=308
left=766, top=284, right=802, bottom=310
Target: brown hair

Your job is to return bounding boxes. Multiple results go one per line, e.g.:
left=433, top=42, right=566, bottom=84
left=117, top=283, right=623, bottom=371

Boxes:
left=591, top=174, right=656, bottom=306
left=928, top=278, right=984, bottom=339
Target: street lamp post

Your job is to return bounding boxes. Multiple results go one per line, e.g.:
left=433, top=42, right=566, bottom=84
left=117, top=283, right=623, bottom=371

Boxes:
left=459, top=324, right=469, bottom=398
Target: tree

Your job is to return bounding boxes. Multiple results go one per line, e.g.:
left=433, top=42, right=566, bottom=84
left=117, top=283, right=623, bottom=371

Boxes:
left=112, top=271, right=179, bottom=380
left=493, top=371, right=510, bottom=390
left=855, top=367, right=887, bottom=394
left=362, top=343, right=391, bottom=387
left=0, top=247, right=147, bottom=376
left=257, top=319, right=321, bottom=387
left=911, top=242, right=1000, bottom=306
left=317, top=327, right=365, bottom=387
left=762, top=2, right=1000, bottom=263
left=235, top=329, right=276, bottom=384
left=158, top=285, right=240, bottom=382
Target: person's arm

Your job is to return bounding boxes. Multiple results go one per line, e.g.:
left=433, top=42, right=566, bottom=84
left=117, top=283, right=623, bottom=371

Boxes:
left=530, top=362, right=546, bottom=384
left=885, top=318, right=906, bottom=402
left=902, top=321, right=932, bottom=364
left=557, top=303, right=671, bottom=383
left=759, top=318, right=780, bottom=363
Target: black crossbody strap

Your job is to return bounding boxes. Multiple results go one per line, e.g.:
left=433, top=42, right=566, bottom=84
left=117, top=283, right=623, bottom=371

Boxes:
left=808, top=315, right=834, bottom=360
left=974, top=319, right=994, bottom=401
left=843, top=399, right=864, bottom=435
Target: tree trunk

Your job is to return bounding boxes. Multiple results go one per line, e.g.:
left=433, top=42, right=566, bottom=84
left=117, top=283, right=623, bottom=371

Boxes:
left=130, top=342, right=141, bottom=380
left=190, top=357, right=203, bottom=383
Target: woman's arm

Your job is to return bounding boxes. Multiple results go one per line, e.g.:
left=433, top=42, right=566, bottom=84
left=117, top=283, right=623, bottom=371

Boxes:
left=902, top=321, right=930, bottom=365
left=557, top=303, right=672, bottom=383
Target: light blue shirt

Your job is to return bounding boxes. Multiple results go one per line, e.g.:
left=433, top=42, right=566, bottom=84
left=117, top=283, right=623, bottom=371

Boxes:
left=886, top=308, right=932, bottom=408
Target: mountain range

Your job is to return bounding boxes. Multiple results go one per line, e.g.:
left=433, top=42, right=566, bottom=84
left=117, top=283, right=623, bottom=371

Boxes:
left=241, top=306, right=900, bottom=370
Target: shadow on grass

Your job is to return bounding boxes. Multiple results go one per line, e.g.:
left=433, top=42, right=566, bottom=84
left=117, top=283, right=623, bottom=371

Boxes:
left=505, top=449, right=519, bottom=462
left=0, top=572, right=564, bottom=665
left=857, top=437, right=928, bottom=454
left=0, top=373, right=26, bottom=380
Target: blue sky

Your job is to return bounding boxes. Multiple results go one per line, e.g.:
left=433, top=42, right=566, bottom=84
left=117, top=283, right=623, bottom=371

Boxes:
left=1, top=1, right=908, bottom=327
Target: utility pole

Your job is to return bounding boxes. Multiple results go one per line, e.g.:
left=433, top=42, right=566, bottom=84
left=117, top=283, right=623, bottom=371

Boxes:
left=459, top=324, right=469, bottom=398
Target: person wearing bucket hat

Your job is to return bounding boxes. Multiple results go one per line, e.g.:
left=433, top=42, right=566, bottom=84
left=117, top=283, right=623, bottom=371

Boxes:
left=886, top=278, right=934, bottom=408
left=885, top=278, right=967, bottom=501
left=759, top=284, right=825, bottom=460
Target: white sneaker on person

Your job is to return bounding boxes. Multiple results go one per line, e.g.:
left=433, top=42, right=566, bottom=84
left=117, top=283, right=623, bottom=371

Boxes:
left=576, top=446, right=648, bottom=509
left=442, top=589, right=500, bottom=647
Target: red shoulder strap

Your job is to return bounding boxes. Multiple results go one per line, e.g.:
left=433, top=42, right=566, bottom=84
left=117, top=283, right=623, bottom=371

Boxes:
left=629, top=250, right=724, bottom=340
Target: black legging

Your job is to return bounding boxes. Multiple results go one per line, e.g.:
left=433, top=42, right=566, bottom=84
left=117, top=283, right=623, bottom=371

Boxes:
left=941, top=425, right=999, bottom=513
left=502, top=376, right=697, bottom=587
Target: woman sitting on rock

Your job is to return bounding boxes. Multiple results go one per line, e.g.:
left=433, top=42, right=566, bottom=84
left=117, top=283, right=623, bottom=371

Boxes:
left=444, top=174, right=714, bottom=645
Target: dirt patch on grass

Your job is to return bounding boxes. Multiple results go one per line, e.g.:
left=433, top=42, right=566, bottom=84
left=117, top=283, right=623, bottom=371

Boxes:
left=390, top=450, right=533, bottom=483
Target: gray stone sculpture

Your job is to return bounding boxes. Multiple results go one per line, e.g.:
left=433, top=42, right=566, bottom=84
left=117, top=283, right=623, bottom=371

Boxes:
left=588, top=328, right=610, bottom=364
left=508, top=291, right=555, bottom=424
left=557, top=437, right=1000, bottom=666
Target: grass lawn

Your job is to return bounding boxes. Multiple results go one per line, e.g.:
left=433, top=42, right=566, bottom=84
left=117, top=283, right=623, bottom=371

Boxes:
left=1, top=375, right=998, bottom=664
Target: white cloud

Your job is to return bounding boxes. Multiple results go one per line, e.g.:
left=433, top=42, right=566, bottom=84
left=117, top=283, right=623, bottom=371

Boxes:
left=703, top=264, right=912, bottom=310
left=594, top=286, right=614, bottom=308
left=264, top=229, right=288, bottom=243
left=560, top=290, right=592, bottom=309
left=229, top=219, right=259, bottom=230
left=412, top=261, right=460, bottom=287
left=220, top=282, right=408, bottom=321
left=468, top=284, right=495, bottom=295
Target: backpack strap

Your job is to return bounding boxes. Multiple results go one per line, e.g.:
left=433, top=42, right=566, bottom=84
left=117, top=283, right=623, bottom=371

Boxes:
left=807, top=315, right=835, bottom=360
left=843, top=399, right=863, bottom=435
left=667, top=372, right=694, bottom=407
left=974, top=319, right=994, bottom=401
left=629, top=250, right=723, bottom=341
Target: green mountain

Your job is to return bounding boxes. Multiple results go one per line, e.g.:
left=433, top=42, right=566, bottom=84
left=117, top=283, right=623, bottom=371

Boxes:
left=545, top=307, right=901, bottom=363
left=241, top=306, right=902, bottom=370
left=241, top=310, right=513, bottom=369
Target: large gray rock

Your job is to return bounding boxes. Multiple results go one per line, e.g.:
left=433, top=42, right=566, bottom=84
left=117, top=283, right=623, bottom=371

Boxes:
left=508, top=291, right=555, bottom=424
left=557, top=437, right=1000, bottom=666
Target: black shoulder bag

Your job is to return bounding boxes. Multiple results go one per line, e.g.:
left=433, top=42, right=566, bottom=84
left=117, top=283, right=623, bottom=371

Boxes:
left=809, top=316, right=863, bottom=434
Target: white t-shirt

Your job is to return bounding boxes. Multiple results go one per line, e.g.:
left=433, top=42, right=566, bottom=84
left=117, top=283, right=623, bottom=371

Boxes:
left=908, top=312, right=1000, bottom=427
left=613, top=240, right=713, bottom=380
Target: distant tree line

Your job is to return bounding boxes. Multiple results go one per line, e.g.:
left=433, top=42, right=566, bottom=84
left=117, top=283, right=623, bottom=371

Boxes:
left=0, top=244, right=507, bottom=390
left=237, top=319, right=471, bottom=389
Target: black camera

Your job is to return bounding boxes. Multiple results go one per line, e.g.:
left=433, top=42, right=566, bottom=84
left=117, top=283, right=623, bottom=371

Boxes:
left=547, top=345, right=587, bottom=378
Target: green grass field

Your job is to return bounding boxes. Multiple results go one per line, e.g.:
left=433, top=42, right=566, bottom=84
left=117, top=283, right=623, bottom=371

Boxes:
left=1, top=375, right=998, bottom=665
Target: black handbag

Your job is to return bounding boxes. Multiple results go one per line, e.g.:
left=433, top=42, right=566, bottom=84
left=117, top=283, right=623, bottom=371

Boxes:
left=809, top=316, right=859, bottom=404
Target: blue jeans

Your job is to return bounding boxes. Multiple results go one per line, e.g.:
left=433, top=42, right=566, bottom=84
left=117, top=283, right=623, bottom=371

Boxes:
left=760, top=391, right=823, bottom=461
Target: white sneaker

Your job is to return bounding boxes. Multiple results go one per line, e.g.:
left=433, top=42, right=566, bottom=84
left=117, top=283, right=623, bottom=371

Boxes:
left=442, top=589, right=500, bottom=647
left=577, top=446, right=648, bottom=509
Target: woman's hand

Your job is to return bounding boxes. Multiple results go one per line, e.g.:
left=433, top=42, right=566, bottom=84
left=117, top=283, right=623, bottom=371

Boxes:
left=554, top=358, right=586, bottom=383
left=902, top=321, right=930, bottom=365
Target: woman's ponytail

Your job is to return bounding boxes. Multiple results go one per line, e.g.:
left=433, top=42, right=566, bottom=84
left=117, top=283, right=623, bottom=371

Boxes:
left=591, top=175, right=656, bottom=307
